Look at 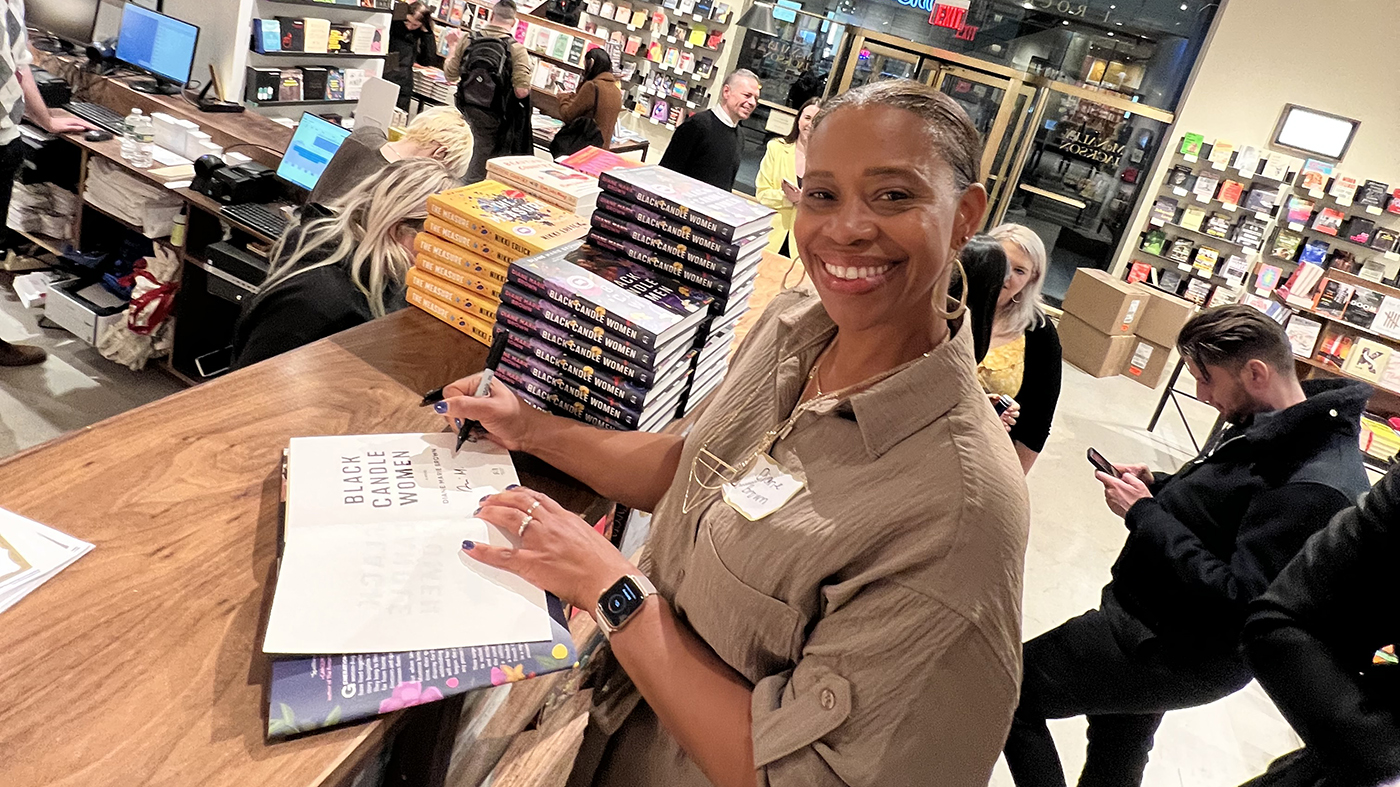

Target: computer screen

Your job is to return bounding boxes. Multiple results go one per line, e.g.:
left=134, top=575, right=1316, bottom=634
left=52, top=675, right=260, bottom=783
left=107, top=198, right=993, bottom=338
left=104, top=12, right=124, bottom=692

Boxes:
left=115, top=3, right=199, bottom=88
left=25, top=0, right=102, bottom=45
left=277, top=114, right=353, bottom=192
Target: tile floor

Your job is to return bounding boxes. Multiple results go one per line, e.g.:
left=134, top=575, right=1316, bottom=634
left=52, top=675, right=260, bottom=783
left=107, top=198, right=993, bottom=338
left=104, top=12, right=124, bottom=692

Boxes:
left=3, top=250, right=1307, bottom=785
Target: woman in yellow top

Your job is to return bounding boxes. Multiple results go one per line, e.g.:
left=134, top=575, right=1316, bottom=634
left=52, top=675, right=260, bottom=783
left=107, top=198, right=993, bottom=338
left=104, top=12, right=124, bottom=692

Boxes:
left=977, top=222, right=1062, bottom=473
left=437, top=80, right=1029, bottom=786
left=754, top=97, right=820, bottom=256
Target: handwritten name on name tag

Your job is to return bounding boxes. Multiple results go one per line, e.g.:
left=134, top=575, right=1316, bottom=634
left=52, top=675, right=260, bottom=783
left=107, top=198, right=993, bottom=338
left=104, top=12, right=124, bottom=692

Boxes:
left=722, top=454, right=805, bottom=521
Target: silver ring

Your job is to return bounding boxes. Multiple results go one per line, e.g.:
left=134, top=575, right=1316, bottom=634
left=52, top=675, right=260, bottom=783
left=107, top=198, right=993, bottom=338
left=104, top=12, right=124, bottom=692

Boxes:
left=518, top=513, right=533, bottom=538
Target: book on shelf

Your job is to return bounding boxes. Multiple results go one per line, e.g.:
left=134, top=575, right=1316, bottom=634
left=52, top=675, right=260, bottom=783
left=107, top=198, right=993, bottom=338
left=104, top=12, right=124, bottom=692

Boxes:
left=1242, top=187, right=1277, bottom=213
left=1388, top=188, right=1400, bottom=215
left=1232, top=216, right=1268, bottom=249
left=1148, top=197, right=1177, bottom=226
left=262, top=433, right=550, bottom=656
left=1314, top=279, right=1355, bottom=319
left=1167, top=237, right=1194, bottom=263
left=1371, top=228, right=1400, bottom=254
left=1179, top=132, right=1205, bottom=157
left=688, top=25, right=707, bottom=46
left=276, top=16, right=305, bottom=51
left=1192, top=246, right=1220, bottom=275
left=326, top=24, right=353, bottom=54
left=1278, top=262, right=1325, bottom=306
left=1312, top=207, right=1345, bottom=236
left=598, top=166, right=776, bottom=241
left=630, top=7, right=647, bottom=26
left=1221, top=254, right=1250, bottom=284
left=1179, top=204, right=1207, bottom=232
left=346, top=66, right=371, bottom=99
left=1183, top=277, right=1212, bottom=305
left=1159, top=268, right=1185, bottom=293
left=1299, top=239, right=1330, bottom=265
left=449, top=0, right=466, bottom=24
left=1343, top=338, right=1391, bottom=383
left=1126, top=261, right=1154, bottom=284
left=507, top=242, right=715, bottom=350
left=1207, top=285, right=1241, bottom=308
left=1259, top=154, right=1295, bottom=182
left=1327, top=250, right=1358, bottom=275
left=252, top=19, right=282, bottom=53
left=1357, top=180, right=1390, bottom=211
left=485, top=156, right=603, bottom=213
left=1316, top=329, right=1355, bottom=368
left=1285, top=195, right=1315, bottom=225
left=1256, top=264, right=1283, bottom=292
left=1360, top=259, right=1389, bottom=284
left=1330, top=173, right=1360, bottom=203
left=1344, top=217, right=1376, bottom=246
left=613, top=3, right=631, bottom=22
left=1371, top=296, right=1400, bottom=339
left=427, top=181, right=591, bottom=262
left=1166, top=164, right=1192, bottom=189
left=1285, top=314, right=1323, bottom=357
left=650, top=99, right=670, bottom=123
left=1202, top=212, right=1232, bottom=239
left=1235, top=145, right=1261, bottom=176
left=1243, top=293, right=1290, bottom=323
left=1217, top=180, right=1243, bottom=207
left=303, top=17, right=331, bottom=53
left=1207, top=139, right=1235, bottom=169
left=278, top=69, right=305, bottom=102
left=1192, top=171, right=1219, bottom=203
left=1140, top=229, right=1167, bottom=256
left=1299, top=158, right=1335, bottom=193
left=1343, top=287, right=1385, bottom=329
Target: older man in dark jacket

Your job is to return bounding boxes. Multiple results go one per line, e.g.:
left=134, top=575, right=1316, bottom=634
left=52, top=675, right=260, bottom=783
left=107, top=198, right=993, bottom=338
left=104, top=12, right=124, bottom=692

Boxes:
left=1003, top=305, right=1372, bottom=787
left=1240, top=464, right=1400, bottom=787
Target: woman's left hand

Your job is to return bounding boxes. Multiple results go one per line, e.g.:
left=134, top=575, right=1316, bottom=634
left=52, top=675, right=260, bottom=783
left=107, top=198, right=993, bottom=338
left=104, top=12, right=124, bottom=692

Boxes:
left=988, top=393, right=1019, bottom=432
left=464, top=487, right=637, bottom=611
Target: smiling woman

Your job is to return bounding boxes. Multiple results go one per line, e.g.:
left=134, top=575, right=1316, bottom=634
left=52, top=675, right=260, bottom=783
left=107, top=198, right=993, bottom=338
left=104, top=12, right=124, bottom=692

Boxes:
left=438, top=79, right=1030, bottom=787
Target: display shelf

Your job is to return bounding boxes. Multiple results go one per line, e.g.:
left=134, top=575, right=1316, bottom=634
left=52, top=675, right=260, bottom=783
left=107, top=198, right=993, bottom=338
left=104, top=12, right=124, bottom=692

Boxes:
left=248, top=50, right=389, bottom=59
left=1298, top=224, right=1398, bottom=256
left=1293, top=303, right=1400, bottom=347
left=13, top=227, right=68, bottom=257
left=1162, top=222, right=1248, bottom=247
left=255, top=0, right=393, bottom=14
left=82, top=200, right=144, bottom=235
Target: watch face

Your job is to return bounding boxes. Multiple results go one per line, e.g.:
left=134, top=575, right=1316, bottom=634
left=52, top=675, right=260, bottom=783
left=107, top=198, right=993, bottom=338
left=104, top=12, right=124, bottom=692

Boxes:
left=599, top=576, right=647, bottom=629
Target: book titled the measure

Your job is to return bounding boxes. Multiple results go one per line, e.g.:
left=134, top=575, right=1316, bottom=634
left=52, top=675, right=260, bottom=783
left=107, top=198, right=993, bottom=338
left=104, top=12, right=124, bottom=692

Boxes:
left=486, top=156, right=603, bottom=212
left=507, top=241, right=714, bottom=350
left=598, top=166, right=775, bottom=242
left=428, top=181, right=590, bottom=259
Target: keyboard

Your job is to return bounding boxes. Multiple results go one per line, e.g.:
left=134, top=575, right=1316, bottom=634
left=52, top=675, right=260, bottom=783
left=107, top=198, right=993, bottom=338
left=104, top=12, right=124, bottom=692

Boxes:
left=65, top=101, right=126, bottom=136
left=221, top=203, right=290, bottom=240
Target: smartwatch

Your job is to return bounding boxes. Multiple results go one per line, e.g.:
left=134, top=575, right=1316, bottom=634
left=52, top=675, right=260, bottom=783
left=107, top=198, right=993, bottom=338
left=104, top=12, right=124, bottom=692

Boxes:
left=594, top=574, right=657, bottom=639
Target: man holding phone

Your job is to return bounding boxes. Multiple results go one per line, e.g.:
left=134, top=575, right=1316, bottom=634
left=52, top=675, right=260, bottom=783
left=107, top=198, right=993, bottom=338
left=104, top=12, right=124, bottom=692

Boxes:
left=1003, top=305, right=1372, bottom=787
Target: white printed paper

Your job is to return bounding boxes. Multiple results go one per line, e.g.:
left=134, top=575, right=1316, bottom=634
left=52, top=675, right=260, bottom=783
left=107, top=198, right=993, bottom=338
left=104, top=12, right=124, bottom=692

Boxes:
left=263, top=433, right=551, bottom=654
left=722, top=454, right=805, bottom=521
left=0, top=509, right=93, bottom=614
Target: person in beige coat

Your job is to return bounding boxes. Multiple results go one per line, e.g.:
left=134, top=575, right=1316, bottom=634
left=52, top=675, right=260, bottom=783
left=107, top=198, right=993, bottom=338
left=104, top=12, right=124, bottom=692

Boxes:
left=439, top=79, right=1030, bottom=787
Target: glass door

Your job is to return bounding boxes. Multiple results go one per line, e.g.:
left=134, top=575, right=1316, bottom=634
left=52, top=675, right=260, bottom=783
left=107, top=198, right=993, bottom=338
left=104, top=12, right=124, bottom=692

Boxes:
left=840, top=40, right=921, bottom=92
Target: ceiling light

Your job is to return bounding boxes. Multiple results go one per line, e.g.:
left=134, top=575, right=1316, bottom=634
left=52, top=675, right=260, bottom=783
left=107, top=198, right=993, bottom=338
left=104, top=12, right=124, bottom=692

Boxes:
left=1180, top=2, right=1188, bottom=8
left=1107, top=31, right=1114, bottom=36
left=1023, top=1, right=1033, bottom=7
left=1062, top=19, right=1069, bottom=25
left=1116, top=21, right=1123, bottom=25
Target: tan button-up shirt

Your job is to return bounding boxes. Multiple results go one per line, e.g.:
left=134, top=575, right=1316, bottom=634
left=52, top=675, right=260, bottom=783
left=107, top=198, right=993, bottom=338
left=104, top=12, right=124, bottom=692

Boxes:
left=589, top=288, right=1030, bottom=787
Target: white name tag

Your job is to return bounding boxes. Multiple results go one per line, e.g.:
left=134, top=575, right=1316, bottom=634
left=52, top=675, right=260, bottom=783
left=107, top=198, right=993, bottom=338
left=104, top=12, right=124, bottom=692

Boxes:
left=721, top=454, right=805, bottom=521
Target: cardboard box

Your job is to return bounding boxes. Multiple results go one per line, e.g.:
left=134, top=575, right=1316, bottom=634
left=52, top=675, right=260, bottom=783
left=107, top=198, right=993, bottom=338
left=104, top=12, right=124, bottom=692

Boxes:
left=1122, top=337, right=1173, bottom=388
left=1063, top=268, right=1147, bottom=335
left=1059, top=313, right=1138, bottom=377
left=1131, top=283, right=1197, bottom=347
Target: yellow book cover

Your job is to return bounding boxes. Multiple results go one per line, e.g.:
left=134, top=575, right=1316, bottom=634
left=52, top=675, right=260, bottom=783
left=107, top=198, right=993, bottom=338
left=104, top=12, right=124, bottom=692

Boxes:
left=427, top=181, right=590, bottom=260
left=415, top=256, right=503, bottom=300
left=414, top=229, right=511, bottom=286
left=407, top=286, right=494, bottom=345
left=408, top=268, right=499, bottom=324
left=423, top=216, right=520, bottom=269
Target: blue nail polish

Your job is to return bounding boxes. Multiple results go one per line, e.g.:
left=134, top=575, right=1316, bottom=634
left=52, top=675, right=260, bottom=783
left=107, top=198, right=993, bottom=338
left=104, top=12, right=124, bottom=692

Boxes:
left=434, top=401, right=449, bottom=414
left=455, top=418, right=464, bottom=429
left=462, top=540, right=475, bottom=550
left=505, top=484, right=519, bottom=490
left=473, top=506, right=482, bottom=515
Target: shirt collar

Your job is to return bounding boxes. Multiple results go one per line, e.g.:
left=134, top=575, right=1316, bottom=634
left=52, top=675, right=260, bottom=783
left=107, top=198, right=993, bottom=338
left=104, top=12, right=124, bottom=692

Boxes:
left=772, top=290, right=979, bottom=459
left=711, top=105, right=738, bottom=128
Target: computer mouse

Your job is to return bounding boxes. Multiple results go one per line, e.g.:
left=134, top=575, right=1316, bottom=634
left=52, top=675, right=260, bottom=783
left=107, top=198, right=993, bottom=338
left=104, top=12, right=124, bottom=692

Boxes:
left=84, top=129, right=114, bottom=142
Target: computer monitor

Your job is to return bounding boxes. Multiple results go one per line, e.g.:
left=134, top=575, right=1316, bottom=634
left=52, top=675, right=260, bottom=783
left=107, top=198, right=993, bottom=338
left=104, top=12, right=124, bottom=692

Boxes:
left=114, top=3, right=199, bottom=95
left=25, top=0, right=102, bottom=50
left=277, top=113, right=352, bottom=193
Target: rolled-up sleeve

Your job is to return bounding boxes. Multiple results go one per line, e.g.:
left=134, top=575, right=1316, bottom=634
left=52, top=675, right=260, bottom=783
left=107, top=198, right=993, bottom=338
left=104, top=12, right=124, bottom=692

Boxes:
left=750, top=581, right=1019, bottom=787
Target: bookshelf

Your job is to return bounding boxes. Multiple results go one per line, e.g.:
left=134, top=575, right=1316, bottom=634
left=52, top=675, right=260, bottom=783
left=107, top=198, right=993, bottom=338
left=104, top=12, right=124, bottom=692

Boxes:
left=237, top=0, right=391, bottom=117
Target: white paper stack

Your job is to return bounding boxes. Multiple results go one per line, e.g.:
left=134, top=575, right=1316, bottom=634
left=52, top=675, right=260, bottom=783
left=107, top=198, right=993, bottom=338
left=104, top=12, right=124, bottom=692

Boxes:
left=0, top=508, right=94, bottom=614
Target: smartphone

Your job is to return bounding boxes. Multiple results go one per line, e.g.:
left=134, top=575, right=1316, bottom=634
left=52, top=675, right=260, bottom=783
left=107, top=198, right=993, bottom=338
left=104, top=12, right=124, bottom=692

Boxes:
left=1087, top=447, right=1116, bottom=476
left=993, top=394, right=1015, bottom=415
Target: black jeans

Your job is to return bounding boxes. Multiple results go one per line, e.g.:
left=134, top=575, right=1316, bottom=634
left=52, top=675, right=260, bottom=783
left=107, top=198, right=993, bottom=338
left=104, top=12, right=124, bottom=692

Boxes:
left=0, top=137, right=25, bottom=245
left=1003, top=609, right=1253, bottom=787
left=461, top=104, right=502, bottom=184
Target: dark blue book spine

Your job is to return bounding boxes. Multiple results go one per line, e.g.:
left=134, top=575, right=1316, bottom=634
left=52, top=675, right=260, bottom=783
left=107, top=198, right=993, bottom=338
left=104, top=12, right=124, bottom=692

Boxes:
left=506, top=258, right=657, bottom=349
left=501, top=285, right=660, bottom=367
left=496, top=305, right=658, bottom=387
left=595, top=193, right=751, bottom=262
left=590, top=209, right=741, bottom=278
left=598, top=171, right=738, bottom=240
left=589, top=230, right=733, bottom=297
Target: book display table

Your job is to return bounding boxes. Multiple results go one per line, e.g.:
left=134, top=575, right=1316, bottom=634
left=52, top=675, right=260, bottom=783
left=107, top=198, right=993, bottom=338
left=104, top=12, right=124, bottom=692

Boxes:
left=0, top=308, right=609, bottom=787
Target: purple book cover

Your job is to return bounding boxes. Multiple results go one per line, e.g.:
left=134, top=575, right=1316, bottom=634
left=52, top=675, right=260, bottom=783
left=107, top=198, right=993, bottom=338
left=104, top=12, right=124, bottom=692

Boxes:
left=597, top=165, right=775, bottom=241
left=507, top=243, right=713, bottom=350
left=501, top=284, right=663, bottom=368
left=266, top=601, right=574, bottom=739
left=594, top=193, right=767, bottom=264
left=589, top=230, right=734, bottom=297
left=499, top=360, right=633, bottom=431
left=496, top=304, right=659, bottom=387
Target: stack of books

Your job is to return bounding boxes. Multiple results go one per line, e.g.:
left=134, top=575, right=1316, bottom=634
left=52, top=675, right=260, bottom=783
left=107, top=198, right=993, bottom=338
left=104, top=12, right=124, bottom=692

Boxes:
left=494, top=241, right=714, bottom=432
left=407, top=181, right=590, bottom=345
left=583, top=166, right=775, bottom=414
left=485, top=156, right=602, bottom=217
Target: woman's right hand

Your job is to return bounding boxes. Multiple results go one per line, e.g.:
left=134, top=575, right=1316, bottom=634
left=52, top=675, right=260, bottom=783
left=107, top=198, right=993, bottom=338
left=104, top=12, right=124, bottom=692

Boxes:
left=1112, top=463, right=1155, bottom=487
left=434, top=374, right=545, bottom=452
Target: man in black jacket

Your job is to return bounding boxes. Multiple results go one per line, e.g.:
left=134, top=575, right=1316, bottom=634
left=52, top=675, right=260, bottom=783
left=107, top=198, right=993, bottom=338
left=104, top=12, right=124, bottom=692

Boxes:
left=1003, top=305, right=1372, bottom=787
left=1239, top=464, right=1400, bottom=787
left=658, top=70, right=760, bottom=191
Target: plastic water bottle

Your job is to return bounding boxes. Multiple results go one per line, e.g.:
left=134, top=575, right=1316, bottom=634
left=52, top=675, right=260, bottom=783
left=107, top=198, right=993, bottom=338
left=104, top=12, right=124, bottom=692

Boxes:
left=130, top=113, right=155, bottom=168
left=120, top=108, right=142, bottom=161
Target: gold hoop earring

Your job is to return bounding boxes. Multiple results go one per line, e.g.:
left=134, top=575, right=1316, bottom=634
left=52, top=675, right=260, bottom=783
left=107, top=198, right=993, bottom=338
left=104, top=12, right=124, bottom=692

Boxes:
left=936, top=259, right=969, bottom=321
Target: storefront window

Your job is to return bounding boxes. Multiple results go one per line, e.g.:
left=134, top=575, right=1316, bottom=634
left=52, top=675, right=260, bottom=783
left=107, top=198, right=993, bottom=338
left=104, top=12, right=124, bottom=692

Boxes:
left=1000, top=89, right=1168, bottom=304
left=735, top=11, right=850, bottom=109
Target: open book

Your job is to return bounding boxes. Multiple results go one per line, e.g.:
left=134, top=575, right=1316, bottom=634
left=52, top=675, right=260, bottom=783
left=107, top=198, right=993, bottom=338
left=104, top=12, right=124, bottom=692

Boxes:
left=262, top=433, right=553, bottom=655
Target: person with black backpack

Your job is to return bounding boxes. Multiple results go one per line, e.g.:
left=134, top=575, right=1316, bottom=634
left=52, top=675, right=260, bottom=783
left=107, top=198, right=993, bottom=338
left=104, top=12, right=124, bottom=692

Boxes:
left=445, top=0, right=533, bottom=182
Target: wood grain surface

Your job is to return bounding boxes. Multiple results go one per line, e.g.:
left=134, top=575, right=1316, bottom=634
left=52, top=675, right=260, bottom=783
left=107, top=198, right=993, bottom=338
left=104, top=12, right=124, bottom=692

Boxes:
left=0, top=309, right=599, bottom=787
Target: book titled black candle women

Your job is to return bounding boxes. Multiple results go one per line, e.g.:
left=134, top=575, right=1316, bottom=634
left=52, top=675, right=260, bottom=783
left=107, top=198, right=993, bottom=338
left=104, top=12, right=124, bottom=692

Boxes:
left=597, top=165, right=775, bottom=242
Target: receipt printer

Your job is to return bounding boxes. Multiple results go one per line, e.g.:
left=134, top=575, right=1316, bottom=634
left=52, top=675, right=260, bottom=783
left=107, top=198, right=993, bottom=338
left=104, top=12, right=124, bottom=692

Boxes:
left=206, top=162, right=277, bottom=205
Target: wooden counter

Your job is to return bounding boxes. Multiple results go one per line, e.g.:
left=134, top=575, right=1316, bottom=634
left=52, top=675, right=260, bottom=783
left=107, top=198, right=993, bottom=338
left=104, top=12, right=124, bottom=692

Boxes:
left=0, top=308, right=606, bottom=787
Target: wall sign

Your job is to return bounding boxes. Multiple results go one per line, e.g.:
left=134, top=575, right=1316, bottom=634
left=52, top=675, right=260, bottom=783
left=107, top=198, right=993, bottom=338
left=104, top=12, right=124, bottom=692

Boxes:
left=930, top=0, right=971, bottom=29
